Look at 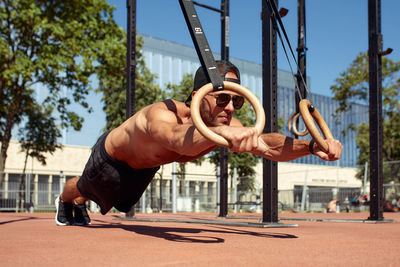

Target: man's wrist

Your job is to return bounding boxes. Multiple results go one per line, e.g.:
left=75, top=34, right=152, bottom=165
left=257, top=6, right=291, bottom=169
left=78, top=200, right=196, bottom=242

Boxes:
left=309, top=140, right=315, bottom=154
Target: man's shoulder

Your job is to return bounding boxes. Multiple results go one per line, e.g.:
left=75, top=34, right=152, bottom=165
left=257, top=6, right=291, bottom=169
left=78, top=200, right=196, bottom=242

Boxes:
left=145, top=99, right=190, bottom=121
left=152, top=99, right=188, bottom=112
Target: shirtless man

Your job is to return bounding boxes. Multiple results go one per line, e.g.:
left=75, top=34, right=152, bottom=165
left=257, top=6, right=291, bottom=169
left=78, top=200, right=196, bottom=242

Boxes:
left=55, top=60, right=343, bottom=226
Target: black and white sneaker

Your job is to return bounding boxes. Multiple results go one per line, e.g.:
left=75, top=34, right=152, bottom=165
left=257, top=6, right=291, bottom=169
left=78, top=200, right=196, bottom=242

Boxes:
left=73, top=202, right=91, bottom=225
left=55, top=196, right=74, bottom=226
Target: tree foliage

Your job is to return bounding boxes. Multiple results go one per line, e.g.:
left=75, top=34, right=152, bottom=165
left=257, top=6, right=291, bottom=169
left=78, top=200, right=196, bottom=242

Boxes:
left=17, top=103, right=61, bottom=207
left=332, top=52, right=400, bottom=114
left=0, top=0, right=124, bottom=187
left=330, top=52, right=400, bottom=183
left=98, top=36, right=166, bottom=130
left=165, top=73, right=194, bottom=103
left=356, top=118, right=400, bottom=184
left=18, top=104, right=62, bottom=165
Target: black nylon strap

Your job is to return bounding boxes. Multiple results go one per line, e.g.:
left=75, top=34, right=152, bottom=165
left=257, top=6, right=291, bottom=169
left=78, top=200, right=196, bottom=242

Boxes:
left=179, top=0, right=224, bottom=91
left=264, top=0, right=296, bottom=59
left=264, top=0, right=313, bottom=104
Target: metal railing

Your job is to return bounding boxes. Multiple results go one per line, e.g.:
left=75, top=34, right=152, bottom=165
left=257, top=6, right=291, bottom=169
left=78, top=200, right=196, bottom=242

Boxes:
left=2, top=178, right=398, bottom=213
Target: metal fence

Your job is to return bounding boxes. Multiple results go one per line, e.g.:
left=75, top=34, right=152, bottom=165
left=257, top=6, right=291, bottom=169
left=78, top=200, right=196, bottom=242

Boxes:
left=129, top=183, right=369, bottom=213
left=2, top=174, right=399, bottom=213
left=0, top=173, right=61, bottom=212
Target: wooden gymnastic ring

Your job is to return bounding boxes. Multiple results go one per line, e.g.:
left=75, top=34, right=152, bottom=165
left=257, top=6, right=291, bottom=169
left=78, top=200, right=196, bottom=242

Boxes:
left=299, top=99, right=333, bottom=153
left=191, top=81, right=265, bottom=147
left=288, top=112, right=309, bottom=136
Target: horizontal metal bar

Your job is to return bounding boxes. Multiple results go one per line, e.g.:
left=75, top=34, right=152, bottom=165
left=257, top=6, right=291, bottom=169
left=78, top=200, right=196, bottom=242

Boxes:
left=193, top=1, right=222, bottom=13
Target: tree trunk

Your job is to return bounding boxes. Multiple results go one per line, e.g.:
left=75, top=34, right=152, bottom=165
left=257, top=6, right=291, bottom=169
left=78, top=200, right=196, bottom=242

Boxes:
left=0, top=107, right=18, bottom=190
left=18, top=148, right=30, bottom=210
left=0, top=139, right=10, bottom=192
left=178, top=163, right=186, bottom=196
left=0, top=153, right=5, bottom=196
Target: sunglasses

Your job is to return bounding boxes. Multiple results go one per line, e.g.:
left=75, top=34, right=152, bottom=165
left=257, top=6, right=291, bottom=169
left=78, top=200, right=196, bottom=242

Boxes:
left=207, top=93, right=245, bottom=110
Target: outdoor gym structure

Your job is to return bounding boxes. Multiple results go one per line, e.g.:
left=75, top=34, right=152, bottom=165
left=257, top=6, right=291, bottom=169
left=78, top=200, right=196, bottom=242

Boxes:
left=124, top=0, right=391, bottom=225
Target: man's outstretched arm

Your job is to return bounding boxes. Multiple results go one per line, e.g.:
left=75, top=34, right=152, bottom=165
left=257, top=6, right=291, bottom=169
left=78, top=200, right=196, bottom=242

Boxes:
left=252, top=133, right=342, bottom=162
left=144, top=103, right=217, bottom=157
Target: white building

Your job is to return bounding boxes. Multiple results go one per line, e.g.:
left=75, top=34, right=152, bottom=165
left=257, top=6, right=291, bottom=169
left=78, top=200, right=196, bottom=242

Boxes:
left=1, top=141, right=362, bottom=212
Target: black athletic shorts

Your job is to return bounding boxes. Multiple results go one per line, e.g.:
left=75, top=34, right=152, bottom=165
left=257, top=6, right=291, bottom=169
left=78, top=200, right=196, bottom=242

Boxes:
left=77, top=131, right=160, bottom=215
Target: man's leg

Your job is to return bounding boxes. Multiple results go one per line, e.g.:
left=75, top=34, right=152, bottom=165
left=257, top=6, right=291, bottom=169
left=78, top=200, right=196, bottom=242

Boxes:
left=72, top=196, right=91, bottom=225
left=60, top=177, right=84, bottom=202
left=56, top=177, right=89, bottom=226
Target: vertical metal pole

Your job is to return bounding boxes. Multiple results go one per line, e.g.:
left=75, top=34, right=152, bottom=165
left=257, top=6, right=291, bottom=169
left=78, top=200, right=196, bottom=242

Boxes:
left=126, top=0, right=136, bottom=118
left=368, top=0, right=384, bottom=221
left=159, top=174, right=163, bottom=212
left=126, top=0, right=136, bottom=218
left=218, top=0, right=230, bottom=217
left=233, top=167, right=238, bottom=213
left=221, top=0, right=229, bottom=61
left=300, top=168, right=308, bottom=211
left=25, top=173, right=31, bottom=210
left=140, top=189, right=146, bottom=213
left=59, top=171, right=64, bottom=196
left=295, top=0, right=307, bottom=135
left=363, top=161, right=368, bottom=195
left=217, top=166, right=220, bottom=213
left=172, top=162, right=177, bottom=213
left=219, top=152, right=228, bottom=216
left=262, top=0, right=279, bottom=223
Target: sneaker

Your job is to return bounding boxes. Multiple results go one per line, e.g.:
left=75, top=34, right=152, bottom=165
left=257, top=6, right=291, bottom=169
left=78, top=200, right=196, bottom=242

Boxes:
left=73, top=202, right=91, bottom=225
left=55, top=196, right=74, bottom=226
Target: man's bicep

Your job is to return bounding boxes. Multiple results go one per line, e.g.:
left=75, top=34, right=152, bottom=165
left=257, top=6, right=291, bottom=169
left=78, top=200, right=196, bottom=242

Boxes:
left=144, top=104, right=214, bottom=156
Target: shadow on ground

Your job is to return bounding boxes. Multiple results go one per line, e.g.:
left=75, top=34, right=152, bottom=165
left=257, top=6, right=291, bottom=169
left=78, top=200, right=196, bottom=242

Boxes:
left=87, top=218, right=298, bottom=243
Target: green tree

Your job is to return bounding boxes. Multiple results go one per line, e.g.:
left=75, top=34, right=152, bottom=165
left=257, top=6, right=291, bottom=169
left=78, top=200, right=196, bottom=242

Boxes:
left=165, top=73, right=194, bottom=103
left=355, top=117, right=400, bottom=184
left=98, top=35, right=166, bottom=130
left=331, top=52, right=400, bottom=184
left=0, top=0, right=123, bottom=188
left=17, top=103, right=61, bottom=208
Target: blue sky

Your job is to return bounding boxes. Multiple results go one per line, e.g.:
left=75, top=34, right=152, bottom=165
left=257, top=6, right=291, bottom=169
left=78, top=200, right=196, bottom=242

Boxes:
left=109, top=0, right=400, bottom=97
left=66, top=0, right=400, bottom=146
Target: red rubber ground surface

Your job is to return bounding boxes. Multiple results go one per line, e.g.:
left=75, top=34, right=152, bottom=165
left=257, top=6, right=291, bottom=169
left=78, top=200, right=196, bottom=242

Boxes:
left=1, top=211, right=399, bottom=266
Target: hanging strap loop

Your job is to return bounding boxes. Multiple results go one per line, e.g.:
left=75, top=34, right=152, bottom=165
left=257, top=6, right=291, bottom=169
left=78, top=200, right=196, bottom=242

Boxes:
left=179, top=0, right=224, bottom=91
left=299, top=99, right=333, bottom=153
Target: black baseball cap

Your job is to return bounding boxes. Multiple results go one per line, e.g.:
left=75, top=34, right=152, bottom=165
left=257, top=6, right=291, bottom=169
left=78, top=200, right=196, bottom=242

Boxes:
left=185, top=60, right=241, bottom=107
